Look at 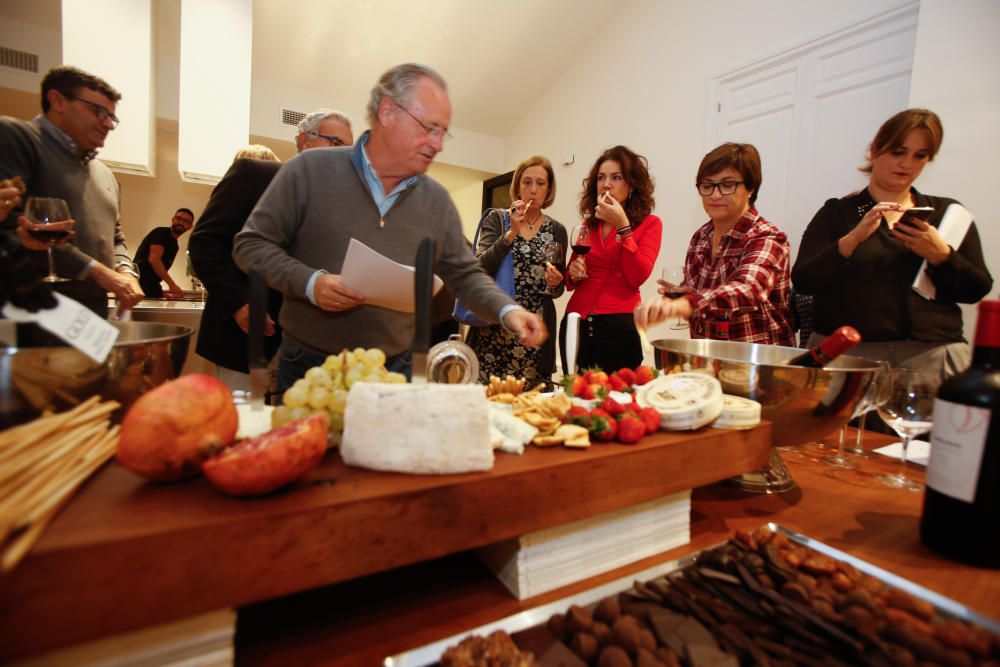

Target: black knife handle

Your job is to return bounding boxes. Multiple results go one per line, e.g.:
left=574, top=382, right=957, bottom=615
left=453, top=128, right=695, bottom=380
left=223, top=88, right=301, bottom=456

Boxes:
left=413, top=237, right=435, bottom=355
left=248, top=267, right=267, bottom=367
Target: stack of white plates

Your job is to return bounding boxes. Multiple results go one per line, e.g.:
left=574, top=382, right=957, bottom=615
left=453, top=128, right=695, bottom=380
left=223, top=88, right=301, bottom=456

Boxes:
left=478, top=491, right=691, bottom=600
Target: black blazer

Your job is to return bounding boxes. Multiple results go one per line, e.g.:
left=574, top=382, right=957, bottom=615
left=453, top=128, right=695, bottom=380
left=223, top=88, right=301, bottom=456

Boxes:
left=189, top=158, right=283, bottom=372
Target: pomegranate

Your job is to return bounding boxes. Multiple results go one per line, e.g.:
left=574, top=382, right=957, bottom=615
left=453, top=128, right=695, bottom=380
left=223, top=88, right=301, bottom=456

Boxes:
left=202, top=413, right=328, bottom=496
left=117, top=374, right=238, bottom=481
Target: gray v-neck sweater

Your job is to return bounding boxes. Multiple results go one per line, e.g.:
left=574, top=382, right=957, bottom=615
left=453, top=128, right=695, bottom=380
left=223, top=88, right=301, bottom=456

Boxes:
left=234, top=146, right=513, bottom=357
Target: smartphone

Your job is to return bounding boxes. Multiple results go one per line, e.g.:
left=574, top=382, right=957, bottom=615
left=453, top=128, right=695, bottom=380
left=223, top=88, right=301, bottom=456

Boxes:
left=900, top=206, right=934, bottom=226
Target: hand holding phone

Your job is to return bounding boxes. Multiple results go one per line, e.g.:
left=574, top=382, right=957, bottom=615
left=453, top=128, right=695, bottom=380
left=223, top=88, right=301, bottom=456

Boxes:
left=900, top=206, right=934, bottom=227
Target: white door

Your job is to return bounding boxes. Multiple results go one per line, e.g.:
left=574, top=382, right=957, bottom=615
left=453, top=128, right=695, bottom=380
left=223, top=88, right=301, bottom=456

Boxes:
left=710, top=2, right=919, bottom=263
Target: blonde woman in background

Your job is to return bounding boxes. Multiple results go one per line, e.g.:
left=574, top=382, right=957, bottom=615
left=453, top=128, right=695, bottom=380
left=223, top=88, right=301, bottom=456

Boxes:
left=466, top=156, right=567, bottom=387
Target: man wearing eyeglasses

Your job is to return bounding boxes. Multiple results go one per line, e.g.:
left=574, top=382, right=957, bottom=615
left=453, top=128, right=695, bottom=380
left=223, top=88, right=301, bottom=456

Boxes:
left=189, top=109, right=353, bottom=390
left=0, top=65, right=143, bottom=317
left=295, top=109, right=353, bottom=151
left=234, top=62, right=546, bottom=389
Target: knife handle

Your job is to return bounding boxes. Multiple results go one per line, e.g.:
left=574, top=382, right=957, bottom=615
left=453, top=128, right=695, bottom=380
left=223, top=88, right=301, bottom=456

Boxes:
left=248, top=267, right=267, bottom=367
left=413, top=237, right=435, bottom=354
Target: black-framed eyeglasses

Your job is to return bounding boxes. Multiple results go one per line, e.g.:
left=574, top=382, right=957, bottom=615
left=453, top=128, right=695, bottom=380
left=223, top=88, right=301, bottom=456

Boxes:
left=697, top=180, right=744, bottom=196
left=394, top=102, right=452, bottom=142
left=64, top=93, right=120, bottom=126
left=307, top=131, right=347, bottom=147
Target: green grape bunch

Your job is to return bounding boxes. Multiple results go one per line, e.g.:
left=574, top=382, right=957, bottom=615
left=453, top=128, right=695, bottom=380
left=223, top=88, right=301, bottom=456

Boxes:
left=271, top=347, right=406, bottom=442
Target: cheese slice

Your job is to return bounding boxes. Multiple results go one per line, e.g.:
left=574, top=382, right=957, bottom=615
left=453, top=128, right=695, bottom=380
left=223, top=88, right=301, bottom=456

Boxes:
left=635, top=372, right=724, bottom=431
left=712, top=395, right=762, bottom=430
left=489, top=406, right=539, bottom=455
left=341, top=382, right=493, bottom=474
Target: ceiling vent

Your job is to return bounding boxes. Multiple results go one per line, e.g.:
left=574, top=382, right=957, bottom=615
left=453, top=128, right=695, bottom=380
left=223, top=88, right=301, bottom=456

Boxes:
left=281, top=108, right=305, bottom=127
left=0, top=46, right=40, bottom=74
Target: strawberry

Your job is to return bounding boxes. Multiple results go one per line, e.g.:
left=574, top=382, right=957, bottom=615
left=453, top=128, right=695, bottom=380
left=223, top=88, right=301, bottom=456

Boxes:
left=626, top=401, right=642, bottom=417
left=638, top=407, right=660, bottom=435
left=616, top=367, right=637, bottom=386
left=599, top=396, right=625, bottom=416
left=581, top=383, right=606, bottom=401
left=593, top=370, right=609, bottom=387
left=634, top=365, right=656, bottom=386
left=617, top=415, right=645, bottom=444
left=588, top=409, right=618, bottom=441
left=607, top=374, right=629, bottom=392
left=564, top=406, right=591, bottom=428
left=563, top=374, right=586, bottom=398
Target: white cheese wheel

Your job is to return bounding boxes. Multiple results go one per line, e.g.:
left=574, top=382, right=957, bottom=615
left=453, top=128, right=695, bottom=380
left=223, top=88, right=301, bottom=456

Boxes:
left=341, top=382, right=493, bottom=474
left=712, top=395, right=762, bottom=430
left=635, top=372, right=724, bottom=431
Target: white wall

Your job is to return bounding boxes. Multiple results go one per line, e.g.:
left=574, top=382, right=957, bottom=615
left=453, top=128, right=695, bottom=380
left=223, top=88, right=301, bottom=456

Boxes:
left=908, top=0, right=1000, bottom=340
left=505, top=0, right=998, bottom=350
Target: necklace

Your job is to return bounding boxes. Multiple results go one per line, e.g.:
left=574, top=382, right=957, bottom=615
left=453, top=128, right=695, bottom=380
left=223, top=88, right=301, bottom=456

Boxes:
left=526, top=212, right=542, bottom=232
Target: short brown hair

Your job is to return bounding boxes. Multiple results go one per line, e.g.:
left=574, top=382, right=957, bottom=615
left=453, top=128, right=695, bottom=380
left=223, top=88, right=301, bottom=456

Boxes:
left=861, top=108, right=943, bottom=174
left=696, top=143, right=762, bottom=205
left=579, top=145, right=655, bottom=226
left=41, top=66, right=121, bottom=113
left=509, top=156, right=556, bottom=208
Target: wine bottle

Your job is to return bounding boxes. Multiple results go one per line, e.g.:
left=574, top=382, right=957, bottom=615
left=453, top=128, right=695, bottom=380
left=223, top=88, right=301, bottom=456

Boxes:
left=785, top=326, right=861, bottom=367
left=920, top=300, right=1000, bottom=568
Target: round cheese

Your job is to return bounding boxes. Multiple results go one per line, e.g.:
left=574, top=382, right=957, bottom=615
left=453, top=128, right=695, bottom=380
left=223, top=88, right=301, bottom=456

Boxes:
left=635, top=372, right=724, bottom=431
left=712, top=395, right=762, bottom=430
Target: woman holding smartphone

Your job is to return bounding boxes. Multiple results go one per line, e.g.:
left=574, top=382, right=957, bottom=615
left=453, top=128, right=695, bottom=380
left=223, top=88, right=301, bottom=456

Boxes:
left=792, top=108, right=992, bottom=378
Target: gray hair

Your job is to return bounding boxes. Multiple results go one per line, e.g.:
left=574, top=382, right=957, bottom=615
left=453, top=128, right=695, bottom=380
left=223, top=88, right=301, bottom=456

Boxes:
left=365, top=63, right=448, bottom=126
left=297, top=108, right=353, bottom=135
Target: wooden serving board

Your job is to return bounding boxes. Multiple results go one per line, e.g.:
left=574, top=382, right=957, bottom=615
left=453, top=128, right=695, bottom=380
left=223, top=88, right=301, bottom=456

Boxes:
left=0, top=423, right=771, bottom=660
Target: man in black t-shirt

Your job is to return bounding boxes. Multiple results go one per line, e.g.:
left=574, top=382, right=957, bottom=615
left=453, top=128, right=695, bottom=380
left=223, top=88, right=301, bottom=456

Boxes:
left=135, top=208, right=194, bottom=298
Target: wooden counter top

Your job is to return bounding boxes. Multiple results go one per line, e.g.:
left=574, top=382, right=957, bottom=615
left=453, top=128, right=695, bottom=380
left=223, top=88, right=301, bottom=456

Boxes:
left=0, top=422, right=771, bottom=660
left=234, top=430, right=1000, bottom=667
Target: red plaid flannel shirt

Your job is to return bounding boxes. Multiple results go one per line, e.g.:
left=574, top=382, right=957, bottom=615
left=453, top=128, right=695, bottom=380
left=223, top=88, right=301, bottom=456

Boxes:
left=683, top=208, right=795, bottom=346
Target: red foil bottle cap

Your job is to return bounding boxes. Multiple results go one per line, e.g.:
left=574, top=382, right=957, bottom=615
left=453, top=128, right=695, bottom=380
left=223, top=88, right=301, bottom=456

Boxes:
left=818, top=326, right=862, bottom=360
left=974, top=300, right=1000, bottom=348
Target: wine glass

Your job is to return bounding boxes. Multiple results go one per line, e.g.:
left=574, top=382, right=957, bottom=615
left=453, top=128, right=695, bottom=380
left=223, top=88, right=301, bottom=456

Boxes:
left=543, top=241, right=564, bottom=267
left=847, top=360, right=891, bottom=457
left=24, top=197, right=72, bottom=283
left=821, top=362, right=890, bottom=469
left=569, top=224, right=590, bottom=280
left=875, top=369, right=940, bottom=491
left=660, top=266, right=692, bottom=330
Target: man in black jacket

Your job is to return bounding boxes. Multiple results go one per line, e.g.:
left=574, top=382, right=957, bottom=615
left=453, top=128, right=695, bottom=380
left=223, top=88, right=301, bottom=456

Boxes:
left=188, top=109, right=353, bottom=390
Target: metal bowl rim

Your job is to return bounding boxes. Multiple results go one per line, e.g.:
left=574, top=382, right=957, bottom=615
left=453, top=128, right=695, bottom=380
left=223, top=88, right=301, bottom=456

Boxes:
left=651, top=337, right=883, bottom=372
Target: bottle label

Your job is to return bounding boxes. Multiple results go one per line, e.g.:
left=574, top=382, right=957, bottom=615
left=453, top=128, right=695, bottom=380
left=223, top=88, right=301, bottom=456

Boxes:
left=927, top=398, right=990, bottom=502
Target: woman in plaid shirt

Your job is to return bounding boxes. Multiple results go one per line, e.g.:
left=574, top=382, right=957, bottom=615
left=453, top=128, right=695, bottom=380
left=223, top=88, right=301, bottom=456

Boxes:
left=635, top=143, right=794, bottom=345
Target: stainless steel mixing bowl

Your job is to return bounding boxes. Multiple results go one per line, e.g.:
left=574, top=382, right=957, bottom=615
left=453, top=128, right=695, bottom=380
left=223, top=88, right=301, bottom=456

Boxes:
left=0, top=322, right=194, bottom=428
left=652, top=338, right=883, bottom=493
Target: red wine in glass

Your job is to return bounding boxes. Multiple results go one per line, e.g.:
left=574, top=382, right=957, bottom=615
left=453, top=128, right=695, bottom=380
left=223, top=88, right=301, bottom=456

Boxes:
left=25, top=196, right=72, bottom=283
left=570, top=224, right=590, bottom=255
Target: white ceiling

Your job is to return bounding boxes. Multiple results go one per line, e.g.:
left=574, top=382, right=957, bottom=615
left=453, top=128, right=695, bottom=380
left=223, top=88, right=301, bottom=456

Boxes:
left=0, top=0, right=624, bottom=140
left=248, top=0, right=621, bottom=137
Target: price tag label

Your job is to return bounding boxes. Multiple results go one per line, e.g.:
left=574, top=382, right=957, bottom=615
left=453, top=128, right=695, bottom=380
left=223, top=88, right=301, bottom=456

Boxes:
left=1, top=293, right=119, bottom=363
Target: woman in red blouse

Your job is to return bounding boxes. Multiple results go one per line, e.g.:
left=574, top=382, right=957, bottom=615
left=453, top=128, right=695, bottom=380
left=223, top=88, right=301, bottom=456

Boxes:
left=634, top=143, right=794, bottom=345
left=561, top=145, right=661, bottom=373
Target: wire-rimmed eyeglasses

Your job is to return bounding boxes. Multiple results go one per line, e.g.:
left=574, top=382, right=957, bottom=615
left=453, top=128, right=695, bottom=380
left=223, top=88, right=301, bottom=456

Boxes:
left=394, top=102, right=452, bottom=142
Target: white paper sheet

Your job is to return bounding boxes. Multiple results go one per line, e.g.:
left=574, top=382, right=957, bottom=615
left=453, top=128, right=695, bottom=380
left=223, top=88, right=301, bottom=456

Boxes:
left=339, top=238, right=443, bottom=313
left=912, top=203, right=973, bottom=300
left=874, top=440, right=930, bottom=466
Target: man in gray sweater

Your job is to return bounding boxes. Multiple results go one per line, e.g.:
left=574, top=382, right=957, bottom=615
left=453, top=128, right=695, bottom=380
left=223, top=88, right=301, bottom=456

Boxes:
left=0, top=66, right=143, bottom=316
left=234, top=63, right=546, bottom=387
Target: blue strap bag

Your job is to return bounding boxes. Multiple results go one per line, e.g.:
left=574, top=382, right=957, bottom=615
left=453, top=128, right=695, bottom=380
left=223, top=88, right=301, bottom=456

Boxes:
left=453, top=208, right=515, bottom=326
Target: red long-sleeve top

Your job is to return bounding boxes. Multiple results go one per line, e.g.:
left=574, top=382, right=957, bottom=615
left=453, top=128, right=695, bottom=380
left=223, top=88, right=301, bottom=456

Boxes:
left=565, top=214, right=662, bottom=315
